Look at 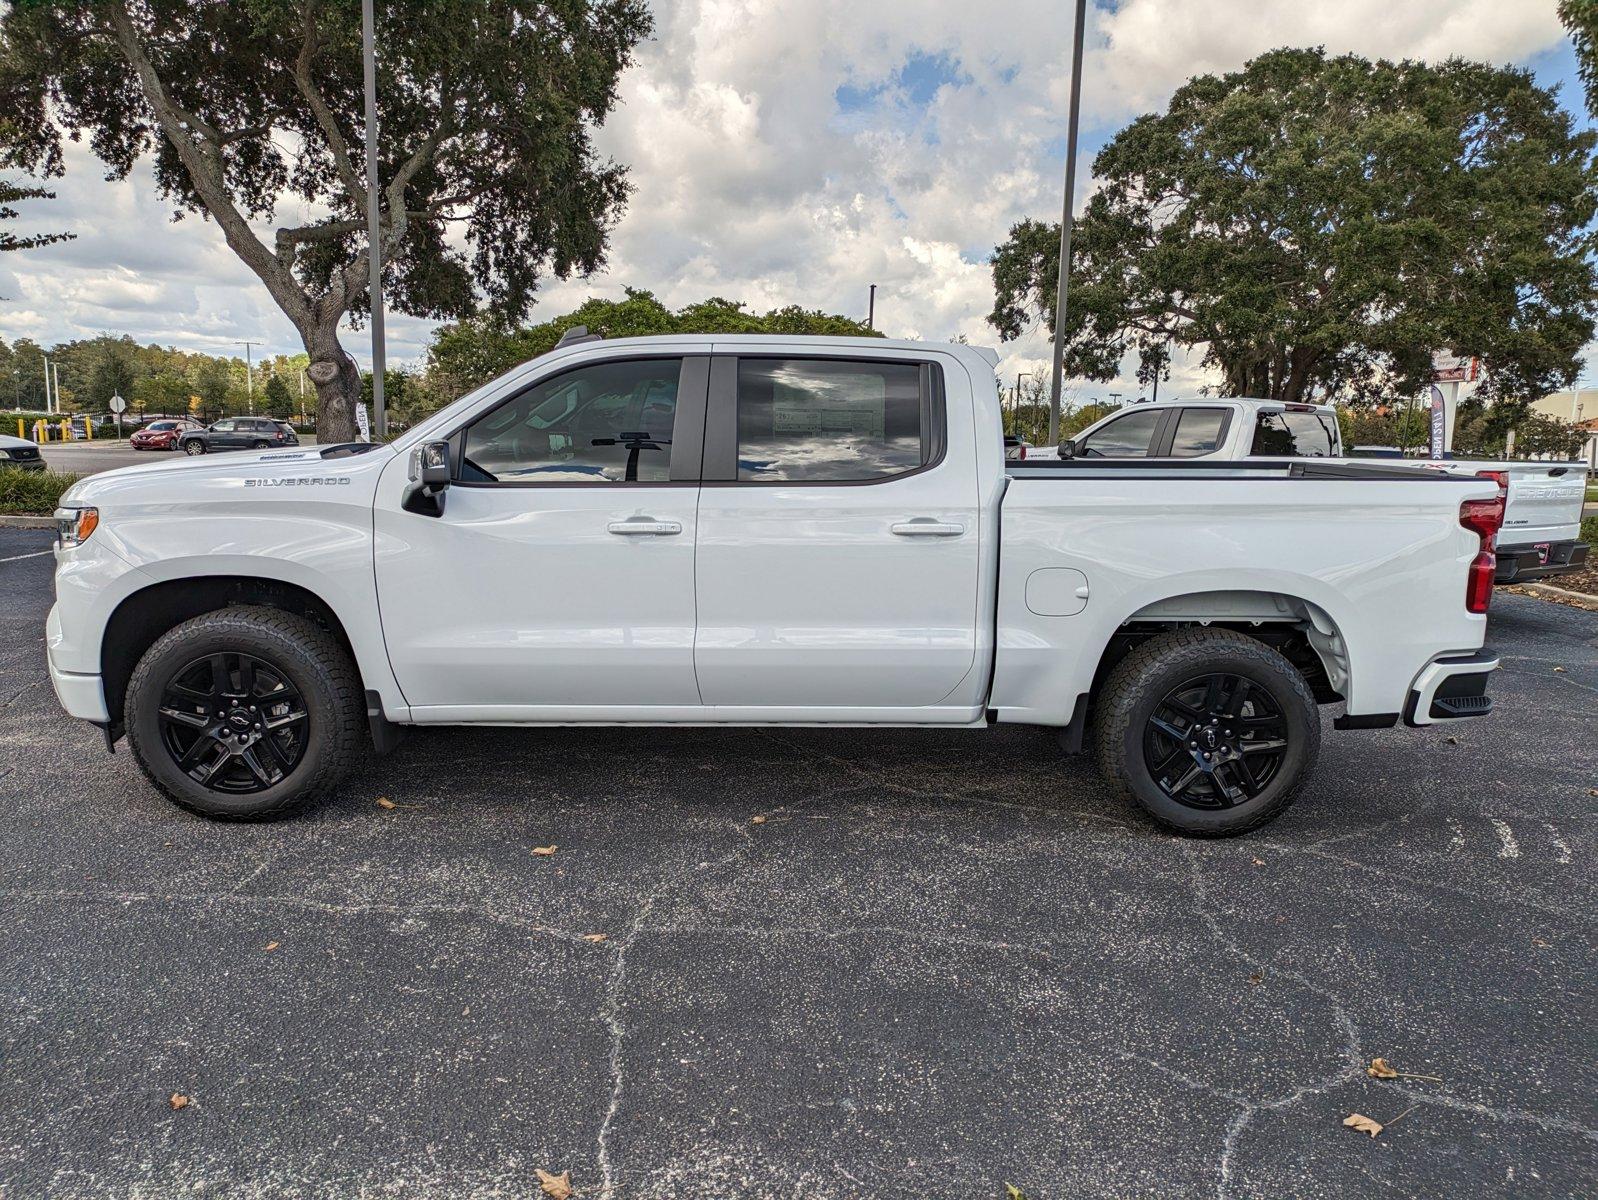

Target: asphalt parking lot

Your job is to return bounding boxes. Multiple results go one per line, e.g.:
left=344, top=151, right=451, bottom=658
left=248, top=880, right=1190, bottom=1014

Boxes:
left=1, top=525, right=1594, bottom=1199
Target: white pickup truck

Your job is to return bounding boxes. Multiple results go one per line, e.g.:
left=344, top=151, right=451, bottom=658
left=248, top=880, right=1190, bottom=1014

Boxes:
left=48, top=334, right=1505, bottom=836
left=1050, top=397, right=1590, bottom=583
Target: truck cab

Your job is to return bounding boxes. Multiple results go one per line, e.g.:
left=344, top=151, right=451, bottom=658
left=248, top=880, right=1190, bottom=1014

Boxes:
left=1057, top=398, right=1341, bottom=461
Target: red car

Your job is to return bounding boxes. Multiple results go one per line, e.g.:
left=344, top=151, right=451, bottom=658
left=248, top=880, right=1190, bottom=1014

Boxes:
left=130, top=418, right=203, bottom=451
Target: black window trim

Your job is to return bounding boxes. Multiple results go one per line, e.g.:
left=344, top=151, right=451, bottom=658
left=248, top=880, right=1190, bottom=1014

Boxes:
left=700, top=353, right=947, bottom=487
left=443, top=354, right=710, bottom=489
left=1156, top=405, right=1233, bottom=458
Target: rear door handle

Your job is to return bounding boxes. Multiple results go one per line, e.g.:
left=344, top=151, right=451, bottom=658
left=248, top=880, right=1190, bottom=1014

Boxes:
left=608, top=518, right=683, bottom=536
left=891, top=519, right=966, bottom=537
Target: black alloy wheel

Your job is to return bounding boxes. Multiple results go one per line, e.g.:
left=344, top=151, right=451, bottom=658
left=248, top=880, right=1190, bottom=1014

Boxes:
left=156, top=651, right=309, bottom=793
left=1142, top=672, right=1289, bottom=810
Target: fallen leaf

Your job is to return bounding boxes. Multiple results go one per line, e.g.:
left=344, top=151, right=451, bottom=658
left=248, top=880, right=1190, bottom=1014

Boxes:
left=531, top=845, right=558, bottom=856
left=1532, top=936, right=1551, bottom=948
left=1250, top=856, right=1266, bottom=867
left=536, top=1168, right=574, bottom=1199
left=264, top=941, right=280, bottom=952
left=375, top=797, right=396, bottom=810
left=1445, top=735, right=1458, bottom=745
left=750, top=815, right=768, bottom=825
left=169, top=1093, right=190, bottom=1111
left=1366, top=1057, right=1442, bottom=1082
left=1553, top=666, right=1566, bottom=673
left=1004, top=1186, right=1030, bottom=1200
left=583, top=933, right=608, bottom=943
left=1247, top=969, right=1265, bottom=986
left=1344, top=1112, right=1383, bottom=1138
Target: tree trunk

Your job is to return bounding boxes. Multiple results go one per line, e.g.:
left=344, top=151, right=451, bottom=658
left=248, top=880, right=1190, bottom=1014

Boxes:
left=303, top=324, right=361, bottom=444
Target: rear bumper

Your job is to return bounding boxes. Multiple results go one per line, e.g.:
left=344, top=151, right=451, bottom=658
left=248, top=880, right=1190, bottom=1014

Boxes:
left=1403, top=649, right=1498, bottom=726
left=1495, top=540, right=1587, bottom=583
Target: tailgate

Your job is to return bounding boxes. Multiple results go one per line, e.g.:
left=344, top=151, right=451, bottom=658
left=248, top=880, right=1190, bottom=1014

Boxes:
left=1501, top=464, right=1588, bottom=546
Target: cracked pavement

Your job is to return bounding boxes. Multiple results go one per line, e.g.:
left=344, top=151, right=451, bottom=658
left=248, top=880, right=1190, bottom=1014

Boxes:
left=1, top=527, right=1594, bottom=1198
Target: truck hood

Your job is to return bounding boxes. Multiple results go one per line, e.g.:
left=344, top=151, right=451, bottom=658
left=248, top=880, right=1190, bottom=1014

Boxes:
left=61, top=443, right=396, bottom=507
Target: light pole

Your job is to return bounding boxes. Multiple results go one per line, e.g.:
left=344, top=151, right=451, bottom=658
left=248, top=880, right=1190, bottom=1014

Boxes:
left=42, top=356, right=52, bottom=414
left=867, top=284, right=877, bottom=330
left=362, top=0, right=388, bottom=440
left=1014, top=370, right=1032, bottom=436
left=238, top=340, right=262, bottom=413
left=1047, top=0, right=1088, bottom=446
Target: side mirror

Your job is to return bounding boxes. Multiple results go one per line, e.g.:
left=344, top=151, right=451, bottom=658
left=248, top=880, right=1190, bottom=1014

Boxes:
left=402, top=440, right=452, bottom=517
left=1058, top=438, right=1077, bottom=459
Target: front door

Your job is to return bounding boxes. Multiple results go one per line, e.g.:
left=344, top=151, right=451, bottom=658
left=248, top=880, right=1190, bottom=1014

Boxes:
left=374, top=354, right=709, bottom=715
left=693, top=353, right=981, bottom=710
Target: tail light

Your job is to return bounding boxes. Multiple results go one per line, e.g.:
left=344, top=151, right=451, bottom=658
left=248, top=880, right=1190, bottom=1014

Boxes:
left=1459, top=481, right=1506, bottom=614
left=1016, top=444, right=1026, bottom=460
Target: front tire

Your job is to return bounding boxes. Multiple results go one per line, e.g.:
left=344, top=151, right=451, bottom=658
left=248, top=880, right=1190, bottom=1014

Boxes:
left=125, top=607, right=364, bottom=819
left=1091, top=628, right=1320, bottom=837
left=183, top=440, right=205, bottom=455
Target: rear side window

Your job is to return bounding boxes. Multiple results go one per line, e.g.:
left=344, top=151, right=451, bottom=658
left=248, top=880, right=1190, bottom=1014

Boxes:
left=1252, top=411, right=1336, bottom=457
left=1170, top=408, right=1227, bottom=457
left=1077, top=408, right=1163, bottom=458
left=735, top=359, right=926, bottom=482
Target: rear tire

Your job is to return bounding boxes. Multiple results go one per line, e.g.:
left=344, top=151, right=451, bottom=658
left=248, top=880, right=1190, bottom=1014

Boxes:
left=125, top=606, right=364, bottom=820
left=1091, top=628, right=1320, bottom=837
left=251, top=439, right=270, bottom=449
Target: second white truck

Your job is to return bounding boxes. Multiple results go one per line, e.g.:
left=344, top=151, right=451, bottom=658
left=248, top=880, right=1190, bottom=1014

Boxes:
left=48, top=335, right=1504, bottom=835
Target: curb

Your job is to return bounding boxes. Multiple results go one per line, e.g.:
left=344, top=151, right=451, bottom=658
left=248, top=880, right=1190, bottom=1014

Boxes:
left=1515, top=581, right=1598, bottom=610
left=0, top=515, right=56, bottom=530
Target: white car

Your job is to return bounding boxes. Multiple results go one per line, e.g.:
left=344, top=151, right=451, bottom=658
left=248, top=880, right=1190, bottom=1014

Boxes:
left=47, top=333, right=1503, bottom=835
left=1049, top=398, right=1343, bottom=461
left=0, top=431, right=47, bottom=472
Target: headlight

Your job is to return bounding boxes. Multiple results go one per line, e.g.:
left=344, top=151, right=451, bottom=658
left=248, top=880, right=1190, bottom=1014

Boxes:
left=55, top=506, right=99, bottom=548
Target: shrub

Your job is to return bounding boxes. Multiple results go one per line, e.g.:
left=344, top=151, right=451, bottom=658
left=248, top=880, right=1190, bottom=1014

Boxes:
left=1581, top=513, right=1597, bottom=547
left=0, top=467, right=81, bottom=515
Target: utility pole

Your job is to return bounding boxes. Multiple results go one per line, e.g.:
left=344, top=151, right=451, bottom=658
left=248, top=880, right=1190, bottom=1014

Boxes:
left=867, top=284, right=877, bottom=331
left=362, top=0, right=388, bottom=440
left=1047, top=0, right=1088, bottom=447
left=42, top=356, right=52, bottom=414
left=238, top=340, right=262, bottom=413
left=51, top=362, right=61, bottom=415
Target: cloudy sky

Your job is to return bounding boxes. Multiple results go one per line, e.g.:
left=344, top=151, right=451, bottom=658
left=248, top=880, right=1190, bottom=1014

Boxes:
left=0, top=0, right=1589, bottom=402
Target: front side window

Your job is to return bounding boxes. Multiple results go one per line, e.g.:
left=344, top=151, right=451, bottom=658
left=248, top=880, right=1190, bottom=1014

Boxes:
left=1252, top=411, right=1336, bottom=457
left=1170, top=408, right=1227, bottom=457
left=736, top=359, right=926, bottom=482
left=212, top=420, right=235, bottom=432
left=1077, top=408, right=1163, bottom=458
left=460, top=358, right=681, bottom=483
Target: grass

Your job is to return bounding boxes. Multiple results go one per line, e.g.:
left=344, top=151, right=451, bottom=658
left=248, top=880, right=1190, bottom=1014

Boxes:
left=0, top=467, right=81, bottom=515
left=1582, top=514, right=1598, bottom=546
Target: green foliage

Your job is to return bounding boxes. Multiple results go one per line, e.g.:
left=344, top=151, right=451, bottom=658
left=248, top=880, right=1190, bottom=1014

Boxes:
left=0, top=467, right=80, bottom=515
left=262, top=373, right=296, bottom=420
left=1513, top=411, right=1588, bottom=459
left=0, top=0, right=652, bottom=439
left=1562, top=1, right=1598, bottom=119
left=989, top=48, right=1598, bottom=405
left=422, top=288, right=882, bottom=402
left=1339, top=403, right=1430, bottom=451
left=0, top=179, right=72, bottom=252
left=1581, top=513, right=1598, bottom=546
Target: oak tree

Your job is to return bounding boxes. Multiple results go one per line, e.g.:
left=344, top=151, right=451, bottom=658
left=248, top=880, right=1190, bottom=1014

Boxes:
left=989, top=49, right=1598, bottom=404
left=1, top=0, right=651, bottom=440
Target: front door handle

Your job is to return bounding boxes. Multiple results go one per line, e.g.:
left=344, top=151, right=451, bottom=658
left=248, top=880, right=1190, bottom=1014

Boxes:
left=607, top=518, right=683, bottom=536
left=891, top=519, right=966, bottom=537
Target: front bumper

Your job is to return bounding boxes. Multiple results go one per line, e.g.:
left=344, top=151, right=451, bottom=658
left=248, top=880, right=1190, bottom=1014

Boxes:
left=1495, top=540, right=1588, bottom=583
left=1, top=456, right=46, bottom=471
left=47, top=605, right=110, bottom=722
left=1403, top=649, right=1498, bottom=726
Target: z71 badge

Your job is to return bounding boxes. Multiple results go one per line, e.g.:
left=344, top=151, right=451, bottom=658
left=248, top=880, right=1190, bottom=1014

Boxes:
left=243, top=477, right=352, bottom=487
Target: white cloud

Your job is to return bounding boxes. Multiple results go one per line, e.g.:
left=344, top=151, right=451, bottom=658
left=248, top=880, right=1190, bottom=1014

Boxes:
left=0, top=0, right=1577, bottom=401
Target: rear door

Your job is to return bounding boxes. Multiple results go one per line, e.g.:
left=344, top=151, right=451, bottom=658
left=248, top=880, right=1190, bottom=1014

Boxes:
left=692, top=352, right=981, bottom=709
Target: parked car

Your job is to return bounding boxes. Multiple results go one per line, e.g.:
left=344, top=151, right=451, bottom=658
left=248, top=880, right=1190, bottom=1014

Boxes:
left=130, top=418, right=204, bottom=451
left=0, top=431, right=46, bottom=471
left=48, top=333, right=1502, bottom=836
left=179, top=417, right=300, bottom=454
left=1049, top=398, right=1343, bottom=461
left=1420, top=460, right=1590, bottom=583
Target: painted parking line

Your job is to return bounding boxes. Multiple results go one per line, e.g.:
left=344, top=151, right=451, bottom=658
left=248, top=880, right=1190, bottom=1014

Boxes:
left=0, top=550, right=53, bottom=564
